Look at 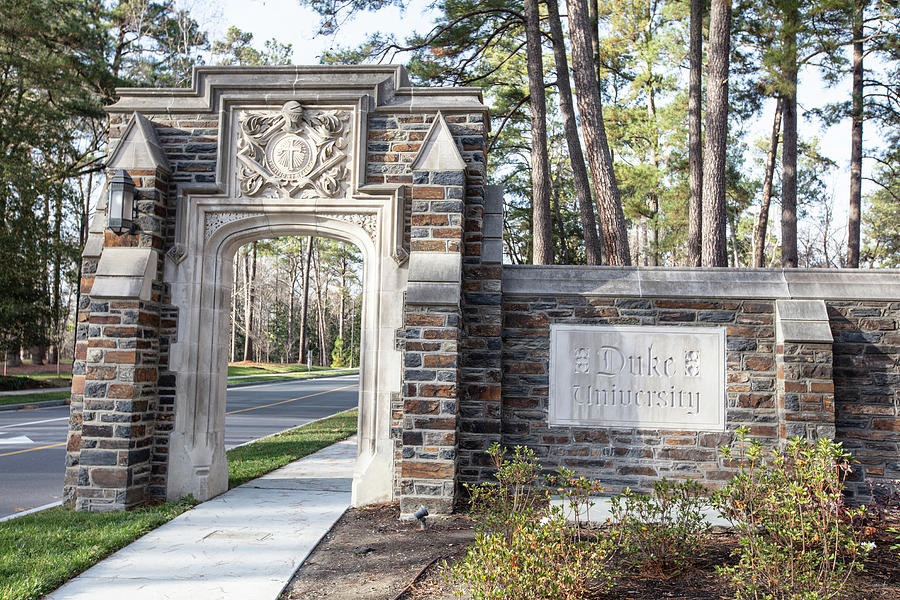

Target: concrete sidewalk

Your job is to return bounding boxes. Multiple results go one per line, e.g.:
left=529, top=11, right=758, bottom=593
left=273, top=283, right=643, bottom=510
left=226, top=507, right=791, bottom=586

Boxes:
left=46, top=437, right=356, bottom=599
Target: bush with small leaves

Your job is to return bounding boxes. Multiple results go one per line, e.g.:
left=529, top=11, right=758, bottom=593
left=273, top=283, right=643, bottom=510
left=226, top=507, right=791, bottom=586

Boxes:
left=445, top=444, right=617, bottom=600
left=714, top=427, right=872, bottom=600
left=608, top=478, right=710, bottom=576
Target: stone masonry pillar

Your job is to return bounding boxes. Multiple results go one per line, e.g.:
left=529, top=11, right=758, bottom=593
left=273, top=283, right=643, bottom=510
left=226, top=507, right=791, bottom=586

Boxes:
left=65, top=113, right=170, bottom=510
left=775, top=299, right=836, bottom=441
left=399, top=113, right=467, bottom=516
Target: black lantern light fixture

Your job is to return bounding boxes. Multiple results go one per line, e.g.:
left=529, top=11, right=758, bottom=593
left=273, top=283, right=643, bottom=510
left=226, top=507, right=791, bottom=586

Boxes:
left=107, top=170, right=135, bottom=234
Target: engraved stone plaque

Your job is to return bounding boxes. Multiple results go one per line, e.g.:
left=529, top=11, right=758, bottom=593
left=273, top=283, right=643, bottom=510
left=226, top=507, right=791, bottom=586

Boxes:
left=550, top=324, right=726, bottom=430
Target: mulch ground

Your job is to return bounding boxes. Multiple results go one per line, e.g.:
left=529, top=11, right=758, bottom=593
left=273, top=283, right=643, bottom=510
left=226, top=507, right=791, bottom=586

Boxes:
left=281, top=502, right=900, bottom=600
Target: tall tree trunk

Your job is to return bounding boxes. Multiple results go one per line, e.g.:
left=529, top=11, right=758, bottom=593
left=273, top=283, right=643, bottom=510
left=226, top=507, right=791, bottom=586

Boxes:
left=242, top=242, right=257, bottom=361
left=524, top=0, right=553, bottom=265
left=338, top=258, right=346, bottom=346
left=349, top=301, right=355, bottom=369
left=729, top=212, right=740, bottom=266
left=781, top=3, right=799, bottom=268
left=752, top=98, right=783, bottom=267
left=547, top=0, right=602, bottom=265
left=287, top=262, right=297, bottom=363
left=647, top=87, right=660, bottom=266
left=71, top=171, right=93, bottom=363
left=587, top=0, right=602, bottom=90
left=49, top=192, right=62, bottom=364
left=230, top=253, right=238, bottom=363
left=638, top=218, right=648, bottom=265
left=566, top=0, right=632, bottom=266
left=847, top=0, right=865, bottom=268
left=551, top=172, right=569, bottom=263
left=299, top=237, right=313, bottom=364
left=701, top=0, right=732, bottom=267
left=687, top=0, right=703, bottom=266
left=313, top=246, right=327, bottom=366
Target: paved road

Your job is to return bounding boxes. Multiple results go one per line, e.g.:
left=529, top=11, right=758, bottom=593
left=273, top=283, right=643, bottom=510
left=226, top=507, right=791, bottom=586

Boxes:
left=0, top=375, right=359, bottom=519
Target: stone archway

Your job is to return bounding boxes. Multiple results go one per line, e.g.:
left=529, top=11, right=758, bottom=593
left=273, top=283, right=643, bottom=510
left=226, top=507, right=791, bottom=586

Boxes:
left=165, top=202, right=405, bottom=506
left=63, top=66, right=499, bottom=515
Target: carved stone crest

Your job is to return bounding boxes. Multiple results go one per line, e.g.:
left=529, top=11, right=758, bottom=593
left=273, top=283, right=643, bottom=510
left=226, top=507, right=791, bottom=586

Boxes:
left=236, top=101, right=351, bottom=198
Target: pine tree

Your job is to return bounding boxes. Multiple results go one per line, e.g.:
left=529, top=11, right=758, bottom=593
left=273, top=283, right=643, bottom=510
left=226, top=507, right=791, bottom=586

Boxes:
left=701, top=0, right=732, bottom=267
left=566, top=0, right=631, bottom=265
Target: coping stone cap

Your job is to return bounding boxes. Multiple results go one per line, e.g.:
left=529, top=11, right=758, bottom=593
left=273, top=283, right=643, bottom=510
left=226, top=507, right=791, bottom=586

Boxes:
left=107, top=112, right=171, bottom=173
left=408, top=252, right=462, bottom=284
left=411, top=112, right=466, bottom=172
left=776, top=299, right=833, bottom=344
left=90, top=247, right=158, bottom=301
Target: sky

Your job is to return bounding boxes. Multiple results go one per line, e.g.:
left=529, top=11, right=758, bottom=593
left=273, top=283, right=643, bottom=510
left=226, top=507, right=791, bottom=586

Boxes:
left=194, top=0, right=879, bottom=247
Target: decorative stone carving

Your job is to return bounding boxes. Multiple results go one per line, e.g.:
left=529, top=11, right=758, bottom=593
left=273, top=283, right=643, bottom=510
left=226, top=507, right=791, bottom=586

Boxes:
left=204, top=211, right=264, bottom=241
left=549, top=324, right=726, bottom=431
left=166, top=243, right=187, bottom=264
left=392, top=247, right=410, bottom=266
left=319, top=212, right=377, bottom=243
left=236, top=102, right=351, bottom=199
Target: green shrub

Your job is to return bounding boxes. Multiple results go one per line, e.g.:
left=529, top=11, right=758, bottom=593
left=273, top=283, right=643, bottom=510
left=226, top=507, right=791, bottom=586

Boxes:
left=609, top=478, right=710, bottom=576
left=714, top=427, right=871, bottom=600
left=445, top=444, right=617, bottom=600
left=889, top=527, right=900, bottom=560
left=330, top=336, right=348, bottom=368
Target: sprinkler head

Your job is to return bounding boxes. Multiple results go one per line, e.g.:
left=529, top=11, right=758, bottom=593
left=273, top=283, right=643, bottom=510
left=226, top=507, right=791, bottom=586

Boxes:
left=413, top=505, right=429, bottom=529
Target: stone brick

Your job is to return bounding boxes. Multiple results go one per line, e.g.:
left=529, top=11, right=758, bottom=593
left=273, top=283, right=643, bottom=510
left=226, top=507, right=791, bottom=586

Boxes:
left=411, top=186, right=445, bottom=200
left=86, top=366, right=117, bottom=380
left=404, top=399, right=440, bottom=415
left=419, top=384, right=456, bottom=398
left=134, top=368, right=157, bottom=382
left=91, top=467, right=128, bottom=488
left=401, top=461, right=455, bottom=479
left=108, top=384, right=136, bottom=399
left=105, top=351, right=137, bottom=364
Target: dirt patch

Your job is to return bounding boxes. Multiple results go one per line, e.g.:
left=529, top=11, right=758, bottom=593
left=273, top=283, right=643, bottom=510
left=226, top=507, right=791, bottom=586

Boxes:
left=3, top=362, right=72, bottom=376
left=280, top=503, right=474, bottom=600
left=285, top=503, right=900, bottom=600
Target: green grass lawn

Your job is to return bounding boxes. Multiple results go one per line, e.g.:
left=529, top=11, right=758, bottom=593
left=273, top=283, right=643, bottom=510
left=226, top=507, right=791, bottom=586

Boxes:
left=226, top=363, right=340, bottom=377
left=21, top=373, right=72, bottom=382
left=0, top=391, right=70, bottom=407
left=227, top=408, right=357, bottom=487
left=0, top=408, right=358, bottom=600
left=0, top=499, right=196, bottom=600
left=226, top=368, right=358, bottom=385
left=0, top=375, right=70, bottom=393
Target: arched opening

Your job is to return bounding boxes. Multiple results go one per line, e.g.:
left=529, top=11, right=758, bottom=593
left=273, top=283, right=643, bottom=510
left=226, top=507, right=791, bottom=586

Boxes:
left=222, top=234, right=363, bottom=448
left=165, top=208, right=404, bottom=507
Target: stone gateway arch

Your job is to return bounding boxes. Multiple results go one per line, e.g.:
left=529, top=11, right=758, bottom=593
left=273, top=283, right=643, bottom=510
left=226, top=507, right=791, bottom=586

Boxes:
left=66, top=66, right=502, bottom=515
left=66, top=65, right=900, bottom=515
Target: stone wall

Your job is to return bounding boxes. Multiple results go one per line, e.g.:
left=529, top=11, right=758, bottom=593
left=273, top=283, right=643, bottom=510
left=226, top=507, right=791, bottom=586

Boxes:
left=68, top=66, right=899, bottom=514
left=499, top=294, right=772, bottom=490
left=830, top=301, right=900, bottom=498
left=107, top=113, right=220, bottom=501
left=365, top=110, right=498, bottom=513
left=496, top=267, right=900, bottom=501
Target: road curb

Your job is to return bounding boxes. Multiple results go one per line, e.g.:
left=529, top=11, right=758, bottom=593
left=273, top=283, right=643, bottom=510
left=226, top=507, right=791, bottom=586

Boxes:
left=0, top=371, right=360, bottom=411
left=0, top=399, right=71, bottom=412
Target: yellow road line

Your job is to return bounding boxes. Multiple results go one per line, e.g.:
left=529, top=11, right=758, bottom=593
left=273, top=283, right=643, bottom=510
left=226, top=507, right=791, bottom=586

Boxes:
left=225, top=383, right=356, bottom=415
left=0, top=383, right=357, bottom=457
left=0, top=442, right=66, bottom=458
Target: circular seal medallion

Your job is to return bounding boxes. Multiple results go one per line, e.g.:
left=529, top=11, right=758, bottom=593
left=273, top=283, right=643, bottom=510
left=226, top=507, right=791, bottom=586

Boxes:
left=266, top=133, right=314, bottom=179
